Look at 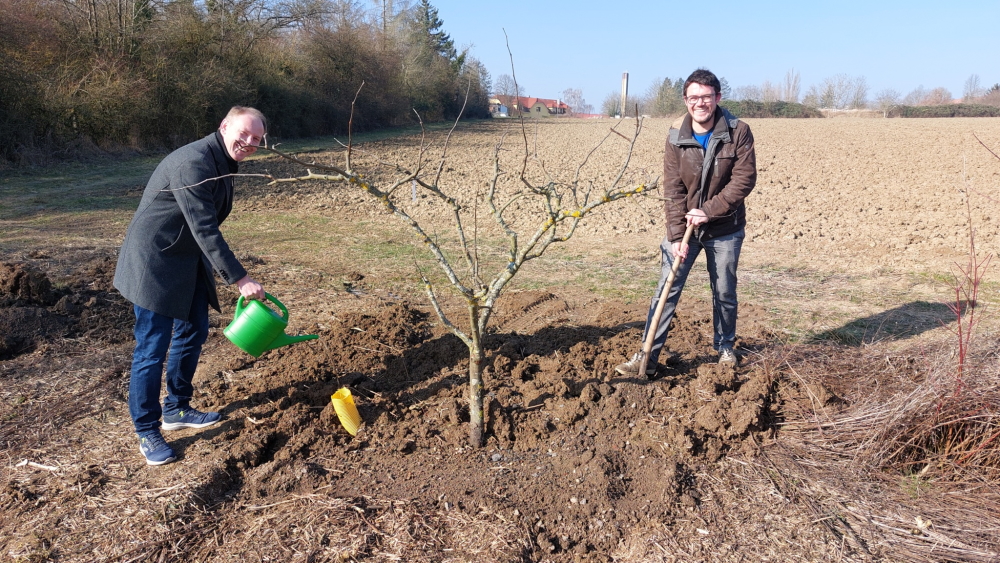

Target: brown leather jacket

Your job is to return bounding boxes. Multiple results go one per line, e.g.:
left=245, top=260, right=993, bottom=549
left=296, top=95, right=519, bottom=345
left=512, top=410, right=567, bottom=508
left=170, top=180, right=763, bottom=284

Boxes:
left=663, top=106, right=756, bottom=242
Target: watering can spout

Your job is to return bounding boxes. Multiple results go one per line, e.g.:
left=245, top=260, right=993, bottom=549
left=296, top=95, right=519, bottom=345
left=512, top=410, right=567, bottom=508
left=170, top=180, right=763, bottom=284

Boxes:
left=268, top=332, right=319, bottom=351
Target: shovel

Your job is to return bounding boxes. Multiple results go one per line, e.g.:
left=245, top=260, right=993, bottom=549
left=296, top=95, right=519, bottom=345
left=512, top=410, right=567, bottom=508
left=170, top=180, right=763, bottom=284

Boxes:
left=638, top=222, right=695, bottom=377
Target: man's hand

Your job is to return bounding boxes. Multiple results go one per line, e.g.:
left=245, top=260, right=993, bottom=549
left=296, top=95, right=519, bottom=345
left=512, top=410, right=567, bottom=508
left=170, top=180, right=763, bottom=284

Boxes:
left=672, top=209, right=706, bottom=259
left=671, top=241, right=689, bottom=261
left=236, top=275, right=265, bottom=300
left=685, top=208, right=708, bottom=226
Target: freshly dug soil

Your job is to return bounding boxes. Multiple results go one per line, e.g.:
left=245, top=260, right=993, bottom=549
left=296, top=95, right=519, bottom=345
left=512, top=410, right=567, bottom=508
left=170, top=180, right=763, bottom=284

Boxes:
left=0, top=254, right=782, bottom=561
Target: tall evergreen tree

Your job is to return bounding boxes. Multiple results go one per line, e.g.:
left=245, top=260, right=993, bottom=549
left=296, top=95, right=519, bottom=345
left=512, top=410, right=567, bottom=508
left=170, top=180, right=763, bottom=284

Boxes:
left=413, top=0, right=457, bottom=62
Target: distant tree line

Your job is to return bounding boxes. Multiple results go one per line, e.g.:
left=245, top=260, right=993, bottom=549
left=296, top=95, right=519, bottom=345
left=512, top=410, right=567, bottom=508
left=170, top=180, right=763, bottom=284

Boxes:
left=0, top=0, right=491, bottom=163
left=594, top=76, right=723, bottom=118
left=731, top=71, right=1000, bottom=118
left=889, top=104, right=1000, bottom=118
left=584, top=69, right=1000, bottom=120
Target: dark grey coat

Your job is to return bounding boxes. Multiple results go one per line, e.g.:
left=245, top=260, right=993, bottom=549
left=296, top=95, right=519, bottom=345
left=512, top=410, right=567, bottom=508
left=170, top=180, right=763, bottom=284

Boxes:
left=114, top=132, right=248, bottom=320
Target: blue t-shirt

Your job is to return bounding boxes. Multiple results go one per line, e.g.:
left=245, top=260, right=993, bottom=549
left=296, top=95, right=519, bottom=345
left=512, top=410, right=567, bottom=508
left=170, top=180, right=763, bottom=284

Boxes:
left=693, top=131, right=711, bottom=150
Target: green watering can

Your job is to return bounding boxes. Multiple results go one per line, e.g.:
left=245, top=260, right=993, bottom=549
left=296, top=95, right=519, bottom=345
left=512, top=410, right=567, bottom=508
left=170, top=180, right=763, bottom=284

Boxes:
left=223, top=293, right=318, bottom=357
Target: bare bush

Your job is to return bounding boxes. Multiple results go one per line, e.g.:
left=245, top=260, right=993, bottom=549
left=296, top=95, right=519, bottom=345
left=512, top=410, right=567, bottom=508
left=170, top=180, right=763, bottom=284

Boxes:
left=903, top=85, right=954, bottom=106
left=299, top=23, right=410, bottom=134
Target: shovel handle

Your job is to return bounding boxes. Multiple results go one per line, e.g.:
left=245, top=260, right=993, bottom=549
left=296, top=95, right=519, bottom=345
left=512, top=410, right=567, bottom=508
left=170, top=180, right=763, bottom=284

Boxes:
left=638, top=223, right=695, bottom=376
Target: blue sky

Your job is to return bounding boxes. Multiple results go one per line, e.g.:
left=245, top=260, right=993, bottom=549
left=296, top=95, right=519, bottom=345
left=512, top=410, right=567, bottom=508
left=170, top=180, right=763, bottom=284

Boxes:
left=430, top=0, right=999, bottom=107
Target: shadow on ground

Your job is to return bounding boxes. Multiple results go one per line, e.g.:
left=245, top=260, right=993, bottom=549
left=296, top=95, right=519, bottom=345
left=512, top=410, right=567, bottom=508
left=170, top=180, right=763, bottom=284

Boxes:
left=809, top=300, right=956, bottom=345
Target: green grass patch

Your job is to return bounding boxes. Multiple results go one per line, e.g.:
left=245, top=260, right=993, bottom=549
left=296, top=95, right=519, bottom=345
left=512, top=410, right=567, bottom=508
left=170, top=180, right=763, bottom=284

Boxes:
left=0, top=156, right=159, bottom=220
left=0, top=121, right=481, bottom=220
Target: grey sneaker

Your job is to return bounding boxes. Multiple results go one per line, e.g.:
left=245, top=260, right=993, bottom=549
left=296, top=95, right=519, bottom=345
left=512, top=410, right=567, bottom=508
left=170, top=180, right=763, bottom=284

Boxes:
left=615, top=352, right=656, bottom=377
left=162, top=408, right=221, bottom=431
left=138, top=431, right=176, bottom=466
left=718, top=347, right=738, bottom=366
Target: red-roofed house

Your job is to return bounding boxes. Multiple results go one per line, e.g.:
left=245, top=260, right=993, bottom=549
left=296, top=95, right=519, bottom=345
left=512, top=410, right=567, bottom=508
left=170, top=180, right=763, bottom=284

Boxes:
left=495, top=96, right=570, bottom=117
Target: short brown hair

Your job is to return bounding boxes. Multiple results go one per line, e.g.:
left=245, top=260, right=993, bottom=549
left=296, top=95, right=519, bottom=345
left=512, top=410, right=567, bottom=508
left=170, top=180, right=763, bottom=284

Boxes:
left=223, top=106, right=267, bottom=134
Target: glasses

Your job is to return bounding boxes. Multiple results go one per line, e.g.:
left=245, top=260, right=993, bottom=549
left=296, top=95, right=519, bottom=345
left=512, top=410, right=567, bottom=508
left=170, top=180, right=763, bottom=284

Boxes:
left=684, top=94, right=717, bottom=105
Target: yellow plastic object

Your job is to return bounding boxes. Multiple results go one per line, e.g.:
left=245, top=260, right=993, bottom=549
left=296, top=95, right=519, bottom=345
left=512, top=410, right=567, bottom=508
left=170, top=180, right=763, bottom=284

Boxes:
left=331, top=388, right=362, bottom=436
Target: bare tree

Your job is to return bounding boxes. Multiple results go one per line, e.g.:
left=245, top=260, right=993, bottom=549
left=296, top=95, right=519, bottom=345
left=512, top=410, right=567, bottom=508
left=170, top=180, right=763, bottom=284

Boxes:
left=873, top=88, right=900, bottom=117
left=847, top=76, right=869, bottom=109
left=733, top=85, right=762, bottom=102
left=903, top=85, right=927, bottom=106
left=494, top=73, right=517, bottom=97
left=782, top=69, right=800, bottom=103
left=830, top=75, right=851, bottom=108
left=923, top=87, right=953, bottom=105
left=54, top=0, right=163, bottom=56
left=264, top=91, right=654, bottom=447
left=963, top=74, right=984, bottom=102
left=802, top=74, right=867, bottom=109
left=561, top=88, right=588, bottom=115
left=760, top=80, right=780, bottom=103
left=369, top=0, right=410, bottom=46
left=733, top=71, right=797, bottom=104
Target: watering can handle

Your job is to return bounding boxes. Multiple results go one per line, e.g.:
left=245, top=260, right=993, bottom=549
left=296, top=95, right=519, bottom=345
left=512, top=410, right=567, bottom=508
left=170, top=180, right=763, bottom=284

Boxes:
left=235, top=292, right=289, bottom=321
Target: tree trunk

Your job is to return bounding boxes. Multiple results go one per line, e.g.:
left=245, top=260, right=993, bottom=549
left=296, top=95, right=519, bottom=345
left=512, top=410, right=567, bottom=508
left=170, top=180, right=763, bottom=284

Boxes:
left=467, top=307, right=485, bottom=447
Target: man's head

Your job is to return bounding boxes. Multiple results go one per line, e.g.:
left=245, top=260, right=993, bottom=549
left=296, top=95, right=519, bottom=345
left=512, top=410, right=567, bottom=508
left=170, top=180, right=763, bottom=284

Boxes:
left=219, top=106, right=267, bottom=162
left=683, top=69, right=722, bottom=128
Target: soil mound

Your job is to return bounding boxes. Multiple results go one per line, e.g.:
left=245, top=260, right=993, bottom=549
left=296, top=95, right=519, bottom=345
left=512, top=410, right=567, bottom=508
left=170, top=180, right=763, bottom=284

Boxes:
left=0, top=262, right=55, bottom=306
left=150, top=291, right=777, bottom=558
left=0, top=258, right=131, bottom=359
left=2, top=254, right=780, bottom=560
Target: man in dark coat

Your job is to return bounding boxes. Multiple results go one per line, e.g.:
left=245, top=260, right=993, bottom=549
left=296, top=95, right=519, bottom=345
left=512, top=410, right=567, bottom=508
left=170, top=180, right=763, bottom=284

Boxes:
left=616, top=69, right=757, bottom=377
left=114, top=106, right=267, bottom=465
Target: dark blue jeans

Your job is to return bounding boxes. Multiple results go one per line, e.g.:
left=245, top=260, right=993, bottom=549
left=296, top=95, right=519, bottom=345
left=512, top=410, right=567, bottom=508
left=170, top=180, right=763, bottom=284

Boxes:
left=643, top=228, right=744, bottom=363
left=128, top=277, right=209, bottom=435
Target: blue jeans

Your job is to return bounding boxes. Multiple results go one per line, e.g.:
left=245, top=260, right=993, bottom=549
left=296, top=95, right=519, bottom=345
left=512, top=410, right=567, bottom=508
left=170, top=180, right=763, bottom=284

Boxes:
left=128, top=276, right=209, bottom=435
left=642, top=228, right=744, bottom=363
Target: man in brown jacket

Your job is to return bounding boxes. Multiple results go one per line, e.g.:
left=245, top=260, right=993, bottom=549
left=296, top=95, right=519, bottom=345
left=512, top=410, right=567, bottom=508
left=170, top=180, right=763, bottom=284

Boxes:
left=617, top=68, right=756, bottom=377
